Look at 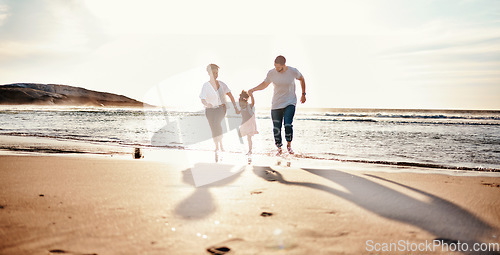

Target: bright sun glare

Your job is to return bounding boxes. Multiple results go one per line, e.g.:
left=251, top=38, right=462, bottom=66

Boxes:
left=0, top=0, right=498, bottom=110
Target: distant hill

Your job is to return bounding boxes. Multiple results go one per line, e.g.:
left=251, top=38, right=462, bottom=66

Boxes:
left=0, top=83, right=152, bottom=107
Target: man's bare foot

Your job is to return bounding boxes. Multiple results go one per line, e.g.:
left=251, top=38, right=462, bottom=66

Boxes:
left=276, top=147, right=282, bottom=156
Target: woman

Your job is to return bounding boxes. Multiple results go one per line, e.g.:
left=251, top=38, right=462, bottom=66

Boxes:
left=199, top=64, right=239, bottom=154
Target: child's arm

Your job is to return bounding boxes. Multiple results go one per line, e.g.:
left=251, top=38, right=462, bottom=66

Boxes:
left=249, top=93, right=255, bottom=108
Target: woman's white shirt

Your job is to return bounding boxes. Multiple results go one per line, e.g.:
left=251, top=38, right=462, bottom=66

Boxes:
left=199, top=81, right=231, bottom=108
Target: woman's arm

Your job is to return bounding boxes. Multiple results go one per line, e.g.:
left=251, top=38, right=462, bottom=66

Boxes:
left=226, top=92, right=240, bottom=114
left=201, top=99, right=212, bottom=108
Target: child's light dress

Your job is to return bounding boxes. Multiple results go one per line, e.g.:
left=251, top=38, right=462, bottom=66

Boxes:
left=239, top=106, right=259, bottom=136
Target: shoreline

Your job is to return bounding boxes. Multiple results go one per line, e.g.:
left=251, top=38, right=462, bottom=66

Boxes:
left=0, top=153, right=499, bottom=254
left=1, top=134, right=499, bottom=176
left=1, top=133, right=500, bottom=176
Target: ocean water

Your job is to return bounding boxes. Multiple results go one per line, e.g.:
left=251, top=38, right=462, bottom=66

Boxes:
left=0, top=106, right=499, bottom=171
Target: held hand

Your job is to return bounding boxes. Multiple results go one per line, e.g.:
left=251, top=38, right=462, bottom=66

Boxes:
left=301, top=94, right=306, bottom=104
left=232, top=104, right=240, bottom=114
left=206, top=103, right=213, bottom=108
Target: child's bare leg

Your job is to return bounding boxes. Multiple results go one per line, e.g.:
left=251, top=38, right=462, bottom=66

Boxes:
left=247, top=135, right=253, bottom=155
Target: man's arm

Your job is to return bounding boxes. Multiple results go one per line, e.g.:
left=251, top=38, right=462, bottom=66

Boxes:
left=248, top=81, right=271, bottom=95
left=299, top=76, right=306, bottom=104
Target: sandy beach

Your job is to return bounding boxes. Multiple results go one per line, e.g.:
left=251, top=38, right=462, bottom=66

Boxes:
left=2, top=0, right=500, bottom=254
left=1, top=149, right=499, bottom=255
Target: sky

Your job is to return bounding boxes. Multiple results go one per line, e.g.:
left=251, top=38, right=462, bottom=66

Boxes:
left=0, top=0, right=499, bottom=110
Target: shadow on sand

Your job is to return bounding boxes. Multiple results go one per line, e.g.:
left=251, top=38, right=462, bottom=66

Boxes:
left=174, top=163, right=245, bottom=219
left=253, top=166, right=499, bottom=254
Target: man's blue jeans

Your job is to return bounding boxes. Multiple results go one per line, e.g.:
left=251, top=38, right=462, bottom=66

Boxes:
left=271, top=105, right=296, bottom=148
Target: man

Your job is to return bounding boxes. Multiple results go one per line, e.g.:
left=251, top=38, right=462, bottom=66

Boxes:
left=249, top=55, right=306, bottom=155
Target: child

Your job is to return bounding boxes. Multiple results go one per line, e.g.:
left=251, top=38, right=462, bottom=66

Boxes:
left=238, top=90, right=259, bottom=155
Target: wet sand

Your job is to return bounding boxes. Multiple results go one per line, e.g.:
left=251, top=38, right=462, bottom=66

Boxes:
left=0, top=154, right=499, bottom=254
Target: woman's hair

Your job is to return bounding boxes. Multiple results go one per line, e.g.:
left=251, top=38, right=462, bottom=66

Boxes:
left=239, top=90, right=249, bottom=102
left=206, top=63, right=219, bottom=73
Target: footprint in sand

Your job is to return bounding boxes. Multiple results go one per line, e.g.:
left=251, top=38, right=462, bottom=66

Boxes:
left=206, top=246, right=231, bottom=254
left=250, top=190, right=263, bottom=195
left=263, top=170, right=278, bottom=182
left=49, top=249, right=97, bottom=255
left=261, top=212, right=273, bottom=217
left=481, top=182, right=500, bottom=188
